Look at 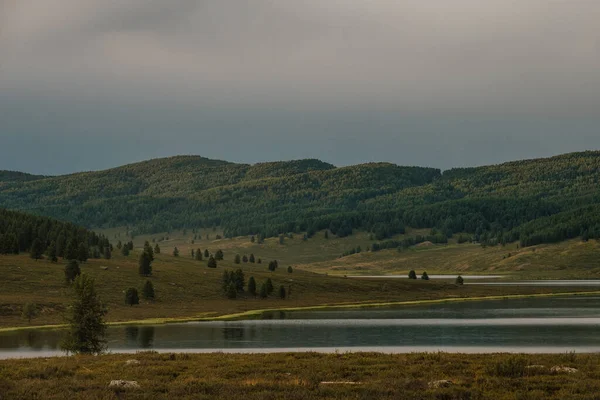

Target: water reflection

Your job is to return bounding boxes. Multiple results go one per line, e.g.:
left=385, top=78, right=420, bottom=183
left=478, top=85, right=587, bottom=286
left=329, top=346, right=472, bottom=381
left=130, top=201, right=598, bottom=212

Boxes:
left=4, top=295, right=600, bottom=358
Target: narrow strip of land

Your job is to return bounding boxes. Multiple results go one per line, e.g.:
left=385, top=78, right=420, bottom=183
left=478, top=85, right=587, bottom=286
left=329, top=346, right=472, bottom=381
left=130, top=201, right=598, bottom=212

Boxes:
left=3, top=290, right=599, bottom=333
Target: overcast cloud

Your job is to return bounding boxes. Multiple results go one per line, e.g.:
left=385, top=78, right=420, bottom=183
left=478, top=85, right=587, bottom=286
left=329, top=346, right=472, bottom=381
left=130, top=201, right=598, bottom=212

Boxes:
left=1, top=0, right=599, bottom=174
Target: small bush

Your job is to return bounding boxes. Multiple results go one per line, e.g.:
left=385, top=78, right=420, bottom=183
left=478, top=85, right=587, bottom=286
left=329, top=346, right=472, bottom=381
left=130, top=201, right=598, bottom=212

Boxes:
left=487, top=356, right=528, bottom=378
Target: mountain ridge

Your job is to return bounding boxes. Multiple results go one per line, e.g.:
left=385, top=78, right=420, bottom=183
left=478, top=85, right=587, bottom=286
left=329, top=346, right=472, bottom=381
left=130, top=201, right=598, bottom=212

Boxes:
left=1, top=150, right=600, bottom=248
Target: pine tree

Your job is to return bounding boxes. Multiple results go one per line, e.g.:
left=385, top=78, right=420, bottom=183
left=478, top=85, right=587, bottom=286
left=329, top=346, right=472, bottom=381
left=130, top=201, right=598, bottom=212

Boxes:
left=287, top=266, right=293, bottom=273
left=266, top=278, right=274, bottom=294
left=138, top=252, right=152, bottom=276
left=117, top=240, right=122, bottom=250
left=234, top=269, right=245, bottom=292
left=259, top=283, right=268, bottom=299
left=154, top=243, right=161, bottom=254
left=455, top=275, right=464, bottom=285
left=65, top=238, right=79, bottom=260
left=204, top=249, right=209, bottom=258
left=195, top=248, right=203, bottom=261
left=408, top=270, right=417, bottom=280
left=242, top=255, right=248, bottom=263
left=47, top=241, right=58, bottom=262
left=121, top=245, right=130, bottom=256
left=143, top=241, right=154, bottom=261
left=421, top=271, right=429, bottom=280
left=173, top=247, right=179, bottom=257
left=279, top=285, right=286, bottom=299
left=207, top=256, right=217, bottom=268
left=268, top=260, right=278, bottom=271
left=248, top=276, right=257, bottom=296
left=249, top=253, right=255, bottom=263
left=234, top=254, right=241, bottom=264
left=227, top=283, right=237, bottom=299
left=142, top=280, right=155, bottom=300
left=30, top=238, right=44, bottom=260
left=324, top=230, right=329, bottom=239
left=250, top=235, right=255, bottom=243
left=215, top=249, right=224, bottom=260
left=61, top=274, right=107, bottom=355
left=64, top=260, right=81, bottom=283
left=103, top=246, right=111, bottom=260
left=125, top=288, right=140, bottom=306
left=257, top=258, right=262, bottom=264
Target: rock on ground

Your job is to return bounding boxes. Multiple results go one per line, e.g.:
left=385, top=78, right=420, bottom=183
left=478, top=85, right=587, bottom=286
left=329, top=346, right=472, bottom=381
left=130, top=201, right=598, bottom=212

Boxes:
left=428, top=380, right=453, bottom=389
left=109, top=380, right=140, bottom=389
left=551, top=366, right=578, bottom=374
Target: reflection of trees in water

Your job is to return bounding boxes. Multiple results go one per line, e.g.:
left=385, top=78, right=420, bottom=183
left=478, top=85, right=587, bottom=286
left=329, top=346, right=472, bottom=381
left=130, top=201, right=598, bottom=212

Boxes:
left=223, top=326, right=244, bottom=341
left=139, top=327, right=154, bottom=348
left=0, top=329, right=64, bottom=350
left=125, top=326, right=139, bottom=344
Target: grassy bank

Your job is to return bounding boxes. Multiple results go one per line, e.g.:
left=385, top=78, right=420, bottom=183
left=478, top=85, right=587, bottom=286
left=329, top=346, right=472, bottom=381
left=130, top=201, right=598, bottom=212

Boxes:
left=3, top=247, right=600, bottom=329
left=1, top=352, right=598, bottom=399
left=3, top=289, right=600, bottom=333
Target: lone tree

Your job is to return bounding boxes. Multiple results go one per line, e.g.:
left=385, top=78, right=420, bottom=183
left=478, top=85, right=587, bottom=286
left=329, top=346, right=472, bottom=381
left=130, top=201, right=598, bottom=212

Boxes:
left=173, top=247, right=180, bottom=257
left=142, top=280, right=155, bottom=300
left=64, top=260, right=81, bottom=284
left=455, top=275, right=464, bottom=285
left=242, top=255, right=248, bottom=263
left=121, top=245, right=130, bottom=256
left=421, top=271, right=429, bottom=280
left=21, top=303, right=37, bottom=323
left=287, top=266, right=293, bottom=273
left=249, top=253, right=255, bottom=263
left=195, top=248, right=203, bottom=261
left=61, top=274, right=107, bottom=355
left=204, top=249, right=210, bottom=258
left=215, top=249, right=224, bottom=260
left=279, top=285, right=286, bottom=299
left=248, top=276, right=257, bottom=296
left=125, top=288, right=140, bottom=306
left=138, top=252, right=152, bottom=276
left=265, top=278, right=274, bottom=295
left=408, top=270, right=417, bottom=280
left=234, top=254, right=241, bottom=264
left=30, top=238, right=44, bottom=260
left=154, top=243, right=161, bottom=254
left=207, top=256, right=217, bottom=268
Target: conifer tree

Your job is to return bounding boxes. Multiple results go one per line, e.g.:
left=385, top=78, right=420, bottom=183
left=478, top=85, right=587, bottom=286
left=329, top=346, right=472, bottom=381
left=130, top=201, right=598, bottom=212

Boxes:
left=249, top=253, right=255, bottom=263
left=125, top=288, right=140, bottom=306
left=30, top=238, right=44, bottom=260
left=142, top=280, right=155, bottom=299
left=248, top=276, right=257, bottom=296
left=47, top=241, right=58, bottom=262
left=279, top=285, right=286, bottom=299
left=64, top=260, right=81, bottom=283
left=207, top=256, right=217, bottom=268
left=138, top=252, right=152, bottom=276
left=61, top=274, right=107, bottom=355
left=234, top=254, right=241, bottom=264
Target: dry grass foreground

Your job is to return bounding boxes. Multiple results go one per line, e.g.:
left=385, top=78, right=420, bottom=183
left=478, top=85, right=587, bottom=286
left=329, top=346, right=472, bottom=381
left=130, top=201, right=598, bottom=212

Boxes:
left=0, top=352, right=598, bottom=399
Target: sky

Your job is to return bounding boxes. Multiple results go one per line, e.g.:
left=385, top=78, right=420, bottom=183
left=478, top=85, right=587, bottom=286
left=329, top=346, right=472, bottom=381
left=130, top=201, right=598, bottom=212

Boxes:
left=1, top=1, right=599, bottom=175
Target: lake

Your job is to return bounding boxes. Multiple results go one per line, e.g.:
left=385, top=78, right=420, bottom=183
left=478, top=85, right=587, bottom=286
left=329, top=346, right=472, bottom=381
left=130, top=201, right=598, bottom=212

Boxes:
left=2, top=295, right=600, bottom=358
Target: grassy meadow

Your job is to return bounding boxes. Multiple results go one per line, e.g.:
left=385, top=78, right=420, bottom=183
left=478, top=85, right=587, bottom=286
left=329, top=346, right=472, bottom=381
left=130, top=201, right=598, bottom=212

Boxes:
left=1, top=228, right=600, bottom=329
left=1, top=352, right=599, bottom=399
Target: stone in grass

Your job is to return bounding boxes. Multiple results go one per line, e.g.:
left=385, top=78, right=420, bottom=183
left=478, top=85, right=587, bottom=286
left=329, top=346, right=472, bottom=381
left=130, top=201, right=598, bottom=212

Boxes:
left=428, top=380, right=453, bottom=389
left=125, top=359, right=140, bottom=365
left=109, top=380, right=140, bottom=389
left=550, top=366, right=578, bottom=374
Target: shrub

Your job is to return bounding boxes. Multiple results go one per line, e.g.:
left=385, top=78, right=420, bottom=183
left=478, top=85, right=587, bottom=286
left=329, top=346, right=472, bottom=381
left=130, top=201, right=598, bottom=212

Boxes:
left=125, top=288, right=140, bottom=306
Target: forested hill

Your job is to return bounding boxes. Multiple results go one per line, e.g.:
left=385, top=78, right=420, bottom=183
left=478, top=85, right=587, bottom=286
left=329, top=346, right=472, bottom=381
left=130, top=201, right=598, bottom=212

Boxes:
left=1, top=151, right=600, bottom=247
left=0, top=208, right=109, bottom=259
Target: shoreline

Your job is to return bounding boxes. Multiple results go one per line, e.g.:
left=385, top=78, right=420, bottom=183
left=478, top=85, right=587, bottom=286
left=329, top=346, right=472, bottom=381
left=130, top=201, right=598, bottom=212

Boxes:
left=2, top=290, right=600, bottom=333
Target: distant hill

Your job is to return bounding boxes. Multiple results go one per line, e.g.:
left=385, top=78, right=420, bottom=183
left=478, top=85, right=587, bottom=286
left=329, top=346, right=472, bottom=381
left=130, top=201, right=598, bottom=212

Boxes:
left=1, top=151, right=600, bottom=247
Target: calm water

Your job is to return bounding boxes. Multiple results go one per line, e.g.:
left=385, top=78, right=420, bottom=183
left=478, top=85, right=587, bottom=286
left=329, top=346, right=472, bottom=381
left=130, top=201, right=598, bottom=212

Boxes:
left=3, top=296, right=600, bottom=358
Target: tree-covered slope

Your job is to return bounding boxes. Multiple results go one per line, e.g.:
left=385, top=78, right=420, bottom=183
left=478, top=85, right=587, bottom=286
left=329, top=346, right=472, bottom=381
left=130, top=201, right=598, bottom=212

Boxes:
left=0, top=208, right=108, bottom=258
left=1, top=151, right=599, bottom=247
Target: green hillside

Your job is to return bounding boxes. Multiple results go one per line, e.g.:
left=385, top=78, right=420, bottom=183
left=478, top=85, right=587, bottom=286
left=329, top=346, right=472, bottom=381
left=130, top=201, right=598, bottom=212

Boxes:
left=1, top=151, right=600, bottom=248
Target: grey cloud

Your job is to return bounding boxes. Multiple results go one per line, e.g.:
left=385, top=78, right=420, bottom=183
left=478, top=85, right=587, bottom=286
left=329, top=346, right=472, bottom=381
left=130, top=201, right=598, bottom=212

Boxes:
left=0, top=1, right=599, bottom=174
